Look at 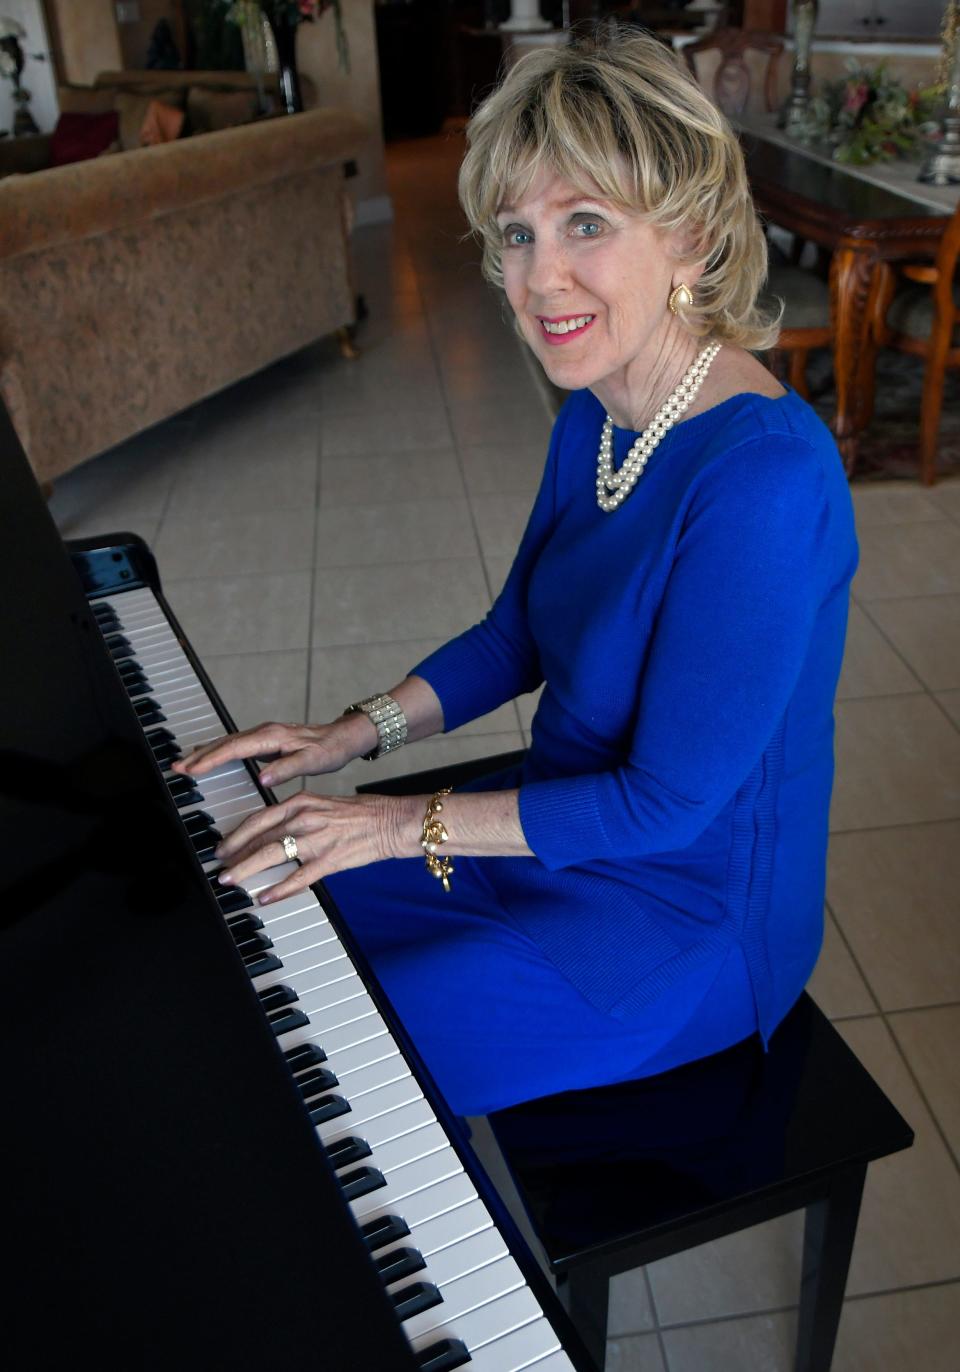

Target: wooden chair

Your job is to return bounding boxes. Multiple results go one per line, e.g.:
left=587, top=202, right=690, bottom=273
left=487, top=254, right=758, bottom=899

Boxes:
left=870, top=200, right=960, bottom=486
left=763, top=261, right=833, bottom=401
left=358, top=751, right=915, bottom=1372
left=682, top=28, right=785, bottom=118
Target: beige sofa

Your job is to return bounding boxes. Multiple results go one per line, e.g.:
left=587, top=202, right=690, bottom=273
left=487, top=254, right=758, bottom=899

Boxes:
left=0, top=91, right=364, bottom=486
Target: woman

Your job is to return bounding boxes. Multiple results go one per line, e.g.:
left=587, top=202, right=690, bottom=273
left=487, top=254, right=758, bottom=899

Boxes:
left=174, top=32, right=857, bottom=1116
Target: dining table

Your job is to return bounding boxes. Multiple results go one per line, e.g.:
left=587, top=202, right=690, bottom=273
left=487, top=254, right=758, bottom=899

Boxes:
left=736, top=113, right=959, bottom=475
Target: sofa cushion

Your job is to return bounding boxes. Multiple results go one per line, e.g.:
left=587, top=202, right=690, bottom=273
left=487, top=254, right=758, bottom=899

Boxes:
left=186, top=86, right=259, bottom=134
left=49, top=111, right=121, bottom=167
left=57, top=85, right=117, bottom=116
left=140, top=99, right=185, bottom=147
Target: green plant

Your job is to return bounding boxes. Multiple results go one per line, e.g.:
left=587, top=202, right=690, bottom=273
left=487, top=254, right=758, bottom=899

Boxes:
left=793, top=60, right=942, bottom=165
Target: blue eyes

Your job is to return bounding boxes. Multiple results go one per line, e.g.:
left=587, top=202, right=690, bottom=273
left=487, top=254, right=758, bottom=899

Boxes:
left=502, top=219, right=604, bottom=247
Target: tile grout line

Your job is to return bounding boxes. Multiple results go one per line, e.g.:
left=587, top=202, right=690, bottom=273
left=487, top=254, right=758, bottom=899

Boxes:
left=640, top=1265, right=671, bottom=1372
left=821, top=909, right=960, bottom=1180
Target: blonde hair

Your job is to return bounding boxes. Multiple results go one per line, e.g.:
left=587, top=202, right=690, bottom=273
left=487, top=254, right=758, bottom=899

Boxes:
left=459, top=29, right=779, bottom=351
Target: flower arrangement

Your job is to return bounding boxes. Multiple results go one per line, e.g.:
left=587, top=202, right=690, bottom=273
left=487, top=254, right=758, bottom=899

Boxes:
left=793, top=60, right=942, bottom=166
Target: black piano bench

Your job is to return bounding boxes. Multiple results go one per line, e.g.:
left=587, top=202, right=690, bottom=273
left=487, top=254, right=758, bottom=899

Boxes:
left=357, top=752, right=915, bottom=1372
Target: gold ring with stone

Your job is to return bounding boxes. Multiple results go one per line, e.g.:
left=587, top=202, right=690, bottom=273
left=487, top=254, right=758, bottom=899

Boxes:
left=282, top=834, right=299, bottom=861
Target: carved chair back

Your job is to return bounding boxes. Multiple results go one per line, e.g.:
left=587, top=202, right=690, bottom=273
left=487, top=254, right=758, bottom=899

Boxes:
left=682, top=28, right=785, bottom=117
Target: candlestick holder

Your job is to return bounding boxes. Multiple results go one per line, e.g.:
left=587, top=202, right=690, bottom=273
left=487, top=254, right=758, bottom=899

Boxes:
left=919, top=0, right=960, bottom=185
left=780, top=0, right=818, bottom=133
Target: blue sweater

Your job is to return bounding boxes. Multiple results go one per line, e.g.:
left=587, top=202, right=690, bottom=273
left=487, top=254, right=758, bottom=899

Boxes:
left=413, top=387, right=858, bottom=1042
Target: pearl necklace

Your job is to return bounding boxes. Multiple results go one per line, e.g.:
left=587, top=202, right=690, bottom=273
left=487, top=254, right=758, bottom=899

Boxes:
left=596, top=341, right=722, bottom=512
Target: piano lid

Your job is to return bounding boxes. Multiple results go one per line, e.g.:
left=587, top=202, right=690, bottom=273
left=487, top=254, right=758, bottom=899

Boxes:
left=0, top=404, right=418, bottom=1371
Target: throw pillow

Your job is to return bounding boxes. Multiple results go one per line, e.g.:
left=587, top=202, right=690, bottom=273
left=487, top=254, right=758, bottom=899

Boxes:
left=185, top=87, right=258, bottom=134
left=57, top=85, right=116, bottom=116
left=139, top=99, right=185, bottom=147
left=113, top=91, right=161, bottom=151
left=50, top=111, right=121, bottom=167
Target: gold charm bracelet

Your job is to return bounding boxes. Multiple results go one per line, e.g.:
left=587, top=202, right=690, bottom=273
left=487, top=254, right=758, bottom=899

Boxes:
left=421, top=788, right=453, bottom=893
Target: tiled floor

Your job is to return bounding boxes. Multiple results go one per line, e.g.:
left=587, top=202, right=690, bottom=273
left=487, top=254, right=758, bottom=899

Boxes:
left=50, top=134, right=960, bottom=1370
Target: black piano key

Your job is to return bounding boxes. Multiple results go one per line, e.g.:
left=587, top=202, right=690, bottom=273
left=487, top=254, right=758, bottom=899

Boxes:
left=375, top=1246, right=427, bottom=1287
left=324, top=1135, right=371, bottom=1171
left=218, top=888, right=254, bottom=915
left=190, top=834, right=221, bottom=863
left=244, top=954, right=283, bottom=980
left=283, top=1042, right=327, bottom=1071
left=360, top=1214, right=411, bottom=1253
left=297, top=1066, right=339, bottom=1098
left=266, top=1007, right=310, bottom=1037
left=104, top=634, right=131, bottom=655
left=259, top=983, right=299, bottom=1013
left=226, top=911, right=264, bottom=935
left=123, top=676, right=153, bottom=700
left=116, top=658, right=144, bottom=679
left=339, top=1165, right=386, bottom=1203
left=168, top=783, right=203, bottom=810
left=391, top=1281, right=443, bottom=1322
left=132, top=697, right=165, bottom=726
left=92, top=601, right=117, bottom=621
left=146, top=728, right=181, bottom=765
left=233, top=931, right=273, bottom=956
left=182, top=810, right=216, bottom=835
left=305, top=1094, right=351, bottom=1126
left=417, top=1339, right=472, bottom=1372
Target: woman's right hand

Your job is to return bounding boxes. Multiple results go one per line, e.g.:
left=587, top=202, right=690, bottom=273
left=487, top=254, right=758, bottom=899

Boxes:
left=170, top=714, right=375, bottom=788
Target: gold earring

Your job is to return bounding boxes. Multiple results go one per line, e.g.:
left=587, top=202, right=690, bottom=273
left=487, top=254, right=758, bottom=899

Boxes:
left=668, top=283, right=693, bottom=315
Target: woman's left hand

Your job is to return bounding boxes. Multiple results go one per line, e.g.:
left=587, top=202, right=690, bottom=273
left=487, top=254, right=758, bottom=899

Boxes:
left=215, top=791, right=416, bottom=905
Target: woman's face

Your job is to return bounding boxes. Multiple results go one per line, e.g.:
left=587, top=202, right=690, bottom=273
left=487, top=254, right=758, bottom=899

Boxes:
left=497, top=167, right=689, bottom=404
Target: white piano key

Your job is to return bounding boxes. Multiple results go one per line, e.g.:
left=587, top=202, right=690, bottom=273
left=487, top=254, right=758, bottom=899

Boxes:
left=320, top=1095, right=436, bottom=1152
left=315, top=1073, right=423, bottom=1137
left=349, top=1145, right=464, bottom=1222
left=314, top=1010, right=388, bottom=1058
left=521, top=1350, right=574, bottom=1371
left=319, top=1028, right=394, bottom=1077
left=357, top=1170, right=477, bottom=1235
left=408, top=1287, right=543, bottom=1359
left=330, top=1052, right=410, bottom=1100
left=393, top=1225, right=508, bottom=1296
left=401, top=1253, right=527, bottom=1343
left=362, top=1121, right=449, bottom=1177
left=462, top=1317, right=566, bottom=1371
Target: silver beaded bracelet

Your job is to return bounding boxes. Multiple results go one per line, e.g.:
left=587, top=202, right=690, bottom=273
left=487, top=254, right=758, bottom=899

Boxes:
left=342, top=693, right=408, bottom=761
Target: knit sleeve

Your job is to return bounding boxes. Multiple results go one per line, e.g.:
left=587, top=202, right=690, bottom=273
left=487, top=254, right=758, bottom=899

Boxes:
left=409, top=400, right=572, bottom=732
left=519, top=436, right=836, bottom=869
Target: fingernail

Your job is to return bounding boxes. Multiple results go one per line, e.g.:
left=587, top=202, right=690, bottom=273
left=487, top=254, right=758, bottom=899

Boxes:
left=260, top=772, right=273, bottom=786
left=258, top=891, right=273, bottom=906
left=218, top=871, right=234, bottom=886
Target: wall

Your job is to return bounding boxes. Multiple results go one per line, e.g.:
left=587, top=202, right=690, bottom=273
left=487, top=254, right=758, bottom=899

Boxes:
left=297, top=0, right=390, bottom=221
left=115, top=0, right=181, bottom=69
left=0, top=0, right=58, bottom=133
left=47, top=0, right=122, bottom=84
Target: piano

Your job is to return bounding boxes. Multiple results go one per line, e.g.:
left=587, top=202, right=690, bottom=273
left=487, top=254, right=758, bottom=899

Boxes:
left=1, top=402, right=590, bottom=1372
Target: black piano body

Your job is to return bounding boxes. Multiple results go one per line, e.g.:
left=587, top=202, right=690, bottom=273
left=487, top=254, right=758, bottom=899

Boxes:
left=0, top=404, right=588, bottom=1372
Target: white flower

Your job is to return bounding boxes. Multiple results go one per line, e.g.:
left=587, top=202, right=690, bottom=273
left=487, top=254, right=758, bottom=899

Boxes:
left=0, top=17, right=26, bottom=39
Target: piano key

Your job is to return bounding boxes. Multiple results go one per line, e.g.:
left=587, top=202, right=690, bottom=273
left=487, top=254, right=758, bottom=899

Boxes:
left=386, top=1225, right=508, bottom=1303
left=392, top=1281, right=443, bottom=1322
left=376, top=1246, right=427, bottom=1286
left=320, top=1096, right=437, bottom=1153
left=416, top=1338, right=471, bottom=1372
left=92, top=582, right=579, bottom=1372
left=401, top=1254, right=528, bottom=1344
left=348, top=1146, right=465, bottom=1222
left=354, top=1171, right=479, bottom=1242
left=325, top=1135, right=372, bottom=1171
left=339, top=1165, right=386, bottom=1203
left=456, top=1316, right=563, bottom=1371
